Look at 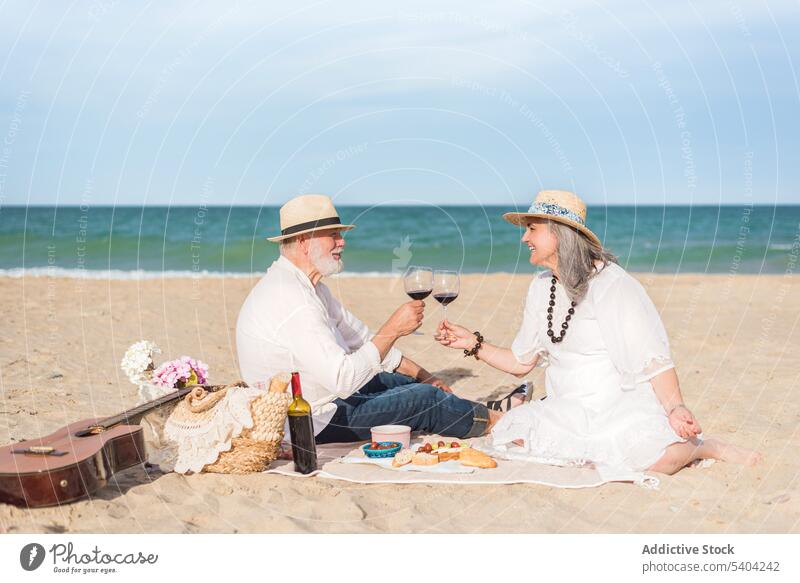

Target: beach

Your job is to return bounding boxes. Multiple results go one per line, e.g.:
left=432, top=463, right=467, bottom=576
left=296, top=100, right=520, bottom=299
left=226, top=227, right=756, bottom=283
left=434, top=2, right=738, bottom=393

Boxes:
left=0, top=271, right=798, bottom=533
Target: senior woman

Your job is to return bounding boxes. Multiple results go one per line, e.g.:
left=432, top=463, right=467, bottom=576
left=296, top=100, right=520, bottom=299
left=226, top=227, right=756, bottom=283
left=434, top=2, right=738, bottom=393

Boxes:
left=436, top=190, right=761, bottom=480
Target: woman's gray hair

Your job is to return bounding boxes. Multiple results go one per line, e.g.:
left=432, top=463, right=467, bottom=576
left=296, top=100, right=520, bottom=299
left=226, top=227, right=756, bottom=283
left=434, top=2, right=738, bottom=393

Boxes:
left=547, top=220, right=618, bottom=303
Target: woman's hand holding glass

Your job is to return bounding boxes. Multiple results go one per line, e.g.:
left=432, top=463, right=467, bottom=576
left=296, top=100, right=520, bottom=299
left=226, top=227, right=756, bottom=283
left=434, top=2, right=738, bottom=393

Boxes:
left=434, top=320, right=476, bottom=351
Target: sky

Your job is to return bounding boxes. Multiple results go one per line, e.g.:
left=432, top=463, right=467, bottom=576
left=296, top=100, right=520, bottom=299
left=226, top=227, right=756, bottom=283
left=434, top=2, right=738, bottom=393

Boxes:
left=0, top=0, right=798, bottom=207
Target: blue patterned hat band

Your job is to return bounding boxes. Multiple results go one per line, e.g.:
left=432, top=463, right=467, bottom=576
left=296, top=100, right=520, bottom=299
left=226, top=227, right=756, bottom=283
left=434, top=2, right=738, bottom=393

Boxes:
left=526, top=201, right=586, bottom=226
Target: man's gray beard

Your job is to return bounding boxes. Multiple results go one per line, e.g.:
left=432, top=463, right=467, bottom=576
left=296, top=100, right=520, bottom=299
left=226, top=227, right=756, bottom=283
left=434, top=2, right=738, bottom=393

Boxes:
left=309, top=241, right=343, bottom=276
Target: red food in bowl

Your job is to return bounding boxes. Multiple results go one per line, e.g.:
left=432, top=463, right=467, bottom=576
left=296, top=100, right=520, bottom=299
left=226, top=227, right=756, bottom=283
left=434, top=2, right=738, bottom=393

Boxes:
left=370, top=425, right=411, bottom=449
left=366, top=442, right=401, bottom=451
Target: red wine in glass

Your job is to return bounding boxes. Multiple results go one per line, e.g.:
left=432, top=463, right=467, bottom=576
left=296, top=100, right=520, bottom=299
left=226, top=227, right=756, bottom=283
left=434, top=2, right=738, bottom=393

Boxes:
left=433, top=292, right=458, bottom=305
left=433, top=270, right=460, bottom=321
left=403, top=266, right=433, bottom=334
left=407, top=289, right=432, bottom=301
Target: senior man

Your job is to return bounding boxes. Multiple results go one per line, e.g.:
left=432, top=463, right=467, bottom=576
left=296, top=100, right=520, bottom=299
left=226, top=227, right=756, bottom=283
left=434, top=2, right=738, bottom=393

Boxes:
left=236, top=194, right=499, bottom=443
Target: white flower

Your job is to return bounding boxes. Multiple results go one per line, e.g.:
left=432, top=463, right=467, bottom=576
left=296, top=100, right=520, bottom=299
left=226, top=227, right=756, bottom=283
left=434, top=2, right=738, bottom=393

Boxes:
left=121, top=340, right=162, bottom=386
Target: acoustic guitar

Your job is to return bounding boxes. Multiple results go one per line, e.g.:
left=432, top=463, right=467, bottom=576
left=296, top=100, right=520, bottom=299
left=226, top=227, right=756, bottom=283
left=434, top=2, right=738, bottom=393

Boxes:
left=0, top=385, right=209, bottom=508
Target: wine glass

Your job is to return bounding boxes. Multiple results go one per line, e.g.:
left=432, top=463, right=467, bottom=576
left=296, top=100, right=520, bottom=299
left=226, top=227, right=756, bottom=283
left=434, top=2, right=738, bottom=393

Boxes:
left=433, top=270, right=460, bottom=322
left=404, top=266, right=433, bottom=300
left=404, top=266, right=433, bottom=335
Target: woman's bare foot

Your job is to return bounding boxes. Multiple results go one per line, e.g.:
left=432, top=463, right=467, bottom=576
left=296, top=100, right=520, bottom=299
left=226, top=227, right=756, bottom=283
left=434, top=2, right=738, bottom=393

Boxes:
left=704, top=438, right=763, bottom=466
left=485, top=393, right=527, bottom=434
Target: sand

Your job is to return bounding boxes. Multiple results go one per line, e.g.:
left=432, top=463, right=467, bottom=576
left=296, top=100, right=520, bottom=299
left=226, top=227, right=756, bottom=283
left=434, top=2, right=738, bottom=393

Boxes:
left=0, top=271, right=798, bottom=533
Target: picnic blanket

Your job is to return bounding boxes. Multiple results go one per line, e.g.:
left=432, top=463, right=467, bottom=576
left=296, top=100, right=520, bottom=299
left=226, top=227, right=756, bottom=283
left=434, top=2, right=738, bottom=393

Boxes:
left=265, top=439, right=663, bottom=489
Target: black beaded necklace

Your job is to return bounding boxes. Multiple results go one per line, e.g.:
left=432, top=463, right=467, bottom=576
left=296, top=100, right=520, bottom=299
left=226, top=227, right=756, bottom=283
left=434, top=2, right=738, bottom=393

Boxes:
left=546, top=276, right=576, bottom=343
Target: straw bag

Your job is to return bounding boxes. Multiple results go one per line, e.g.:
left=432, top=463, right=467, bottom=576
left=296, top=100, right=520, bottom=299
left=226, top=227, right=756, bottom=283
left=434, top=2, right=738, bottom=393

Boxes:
left=165, top=376, right=292, bottom=474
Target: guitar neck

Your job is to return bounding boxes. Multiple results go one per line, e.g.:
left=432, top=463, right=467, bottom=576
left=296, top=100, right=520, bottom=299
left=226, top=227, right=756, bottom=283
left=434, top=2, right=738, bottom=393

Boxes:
left=99, top=385, right=206, bottom=428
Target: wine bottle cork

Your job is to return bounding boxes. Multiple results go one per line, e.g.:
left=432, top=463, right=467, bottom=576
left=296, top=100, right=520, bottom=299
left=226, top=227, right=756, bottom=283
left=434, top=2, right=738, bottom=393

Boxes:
left=268, top=372, right=291, bottom=393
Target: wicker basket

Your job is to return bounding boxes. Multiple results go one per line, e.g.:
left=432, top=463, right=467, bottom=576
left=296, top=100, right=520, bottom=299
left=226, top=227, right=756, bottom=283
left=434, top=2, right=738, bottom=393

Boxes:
left=168, top=377, right=292, bottom=474
left=203, top=387, right=291, bottom=474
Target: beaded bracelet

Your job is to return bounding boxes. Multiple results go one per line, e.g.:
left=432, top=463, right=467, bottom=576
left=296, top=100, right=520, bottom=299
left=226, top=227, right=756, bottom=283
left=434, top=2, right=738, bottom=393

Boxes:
left=463, top=331, right=484, bottom=359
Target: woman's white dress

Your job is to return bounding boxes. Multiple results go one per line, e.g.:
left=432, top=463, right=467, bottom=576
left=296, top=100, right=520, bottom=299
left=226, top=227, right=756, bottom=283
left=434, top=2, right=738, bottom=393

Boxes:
left=490, top=262, right=684, bottom=484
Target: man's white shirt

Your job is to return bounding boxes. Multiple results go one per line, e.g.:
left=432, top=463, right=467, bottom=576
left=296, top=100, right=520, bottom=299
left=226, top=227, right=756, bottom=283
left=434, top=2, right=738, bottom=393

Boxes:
left=236, top=256, right=403, bottom=434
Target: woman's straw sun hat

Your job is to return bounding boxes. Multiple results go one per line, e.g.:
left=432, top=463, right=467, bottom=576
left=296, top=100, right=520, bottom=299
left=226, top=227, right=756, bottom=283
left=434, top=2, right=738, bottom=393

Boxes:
left=503, top=190, right=601, bottom=247
left=267, top=194, right=355, bottom=242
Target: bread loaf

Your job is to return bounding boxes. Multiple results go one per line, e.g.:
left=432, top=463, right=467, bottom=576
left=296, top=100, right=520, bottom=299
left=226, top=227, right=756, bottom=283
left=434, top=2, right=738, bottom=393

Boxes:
left=411, top=451, right=439, bottom=466
left=392, top=448, right=413, bottom=467
left=459, top=448, right=497, bottom=469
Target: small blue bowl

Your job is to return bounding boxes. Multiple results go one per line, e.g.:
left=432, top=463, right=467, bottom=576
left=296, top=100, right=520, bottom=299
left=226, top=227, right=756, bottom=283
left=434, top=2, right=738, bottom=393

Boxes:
left=362, top=441, right=402, bottom=458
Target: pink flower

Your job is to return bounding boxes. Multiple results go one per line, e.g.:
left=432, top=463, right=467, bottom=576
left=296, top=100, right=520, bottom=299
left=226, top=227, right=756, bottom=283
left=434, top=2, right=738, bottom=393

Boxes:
left=152, top=356, right=209, bottom=388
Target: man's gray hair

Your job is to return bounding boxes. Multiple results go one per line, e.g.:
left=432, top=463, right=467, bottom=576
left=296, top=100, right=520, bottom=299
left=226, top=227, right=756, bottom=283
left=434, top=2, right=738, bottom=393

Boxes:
left=279, top=238, right=298, bottom=256
left=547, top=220, right=618, bottom=303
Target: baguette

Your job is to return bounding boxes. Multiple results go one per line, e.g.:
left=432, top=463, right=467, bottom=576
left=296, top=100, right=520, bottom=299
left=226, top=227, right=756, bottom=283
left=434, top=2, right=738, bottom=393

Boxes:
left=459, top=448, right=497, bottom=469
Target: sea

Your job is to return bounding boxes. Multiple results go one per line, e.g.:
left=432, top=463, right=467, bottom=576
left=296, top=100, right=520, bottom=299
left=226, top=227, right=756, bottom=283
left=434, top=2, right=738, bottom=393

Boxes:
left=0, top=205, right=798, bottom=278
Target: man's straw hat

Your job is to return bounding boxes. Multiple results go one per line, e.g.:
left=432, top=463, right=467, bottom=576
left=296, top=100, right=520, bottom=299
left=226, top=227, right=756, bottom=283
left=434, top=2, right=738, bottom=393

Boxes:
left=267, top=194, right=355, bottom=242
left=502, top=190, right=601, bottom=247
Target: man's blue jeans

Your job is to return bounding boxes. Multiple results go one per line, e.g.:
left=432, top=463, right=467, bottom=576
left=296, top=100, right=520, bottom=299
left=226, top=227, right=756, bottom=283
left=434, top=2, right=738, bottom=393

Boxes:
left=315, top=372, right=490, bottom=444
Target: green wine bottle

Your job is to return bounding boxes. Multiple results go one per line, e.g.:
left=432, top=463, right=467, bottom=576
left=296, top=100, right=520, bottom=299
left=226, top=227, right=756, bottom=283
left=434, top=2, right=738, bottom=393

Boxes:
left=287, top=372, right=317, bottom=474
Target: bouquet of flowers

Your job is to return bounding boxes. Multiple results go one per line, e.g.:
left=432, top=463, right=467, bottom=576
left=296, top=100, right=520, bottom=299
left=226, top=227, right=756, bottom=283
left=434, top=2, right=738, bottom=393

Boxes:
left=152, top=356, right=209, bottom=389
left=120, top=340, right=161, bottom=385
left=121, top=340, right=209, bottom=389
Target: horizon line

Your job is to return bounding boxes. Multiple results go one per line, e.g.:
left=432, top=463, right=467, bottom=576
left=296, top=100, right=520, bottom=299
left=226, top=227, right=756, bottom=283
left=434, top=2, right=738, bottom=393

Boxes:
left=3, top=202, right=798, bottom=208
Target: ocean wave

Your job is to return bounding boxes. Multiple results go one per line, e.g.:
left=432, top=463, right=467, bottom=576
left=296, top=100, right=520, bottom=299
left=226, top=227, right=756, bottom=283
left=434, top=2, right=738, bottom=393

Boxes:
left=0, top=267, right=257, bottom=280
left=0, top=267, right=405, bottom=280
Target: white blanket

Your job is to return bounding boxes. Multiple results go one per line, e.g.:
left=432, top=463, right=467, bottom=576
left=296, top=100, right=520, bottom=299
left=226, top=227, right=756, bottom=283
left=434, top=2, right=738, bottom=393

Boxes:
left=265, top=439, right=661, bottom=489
